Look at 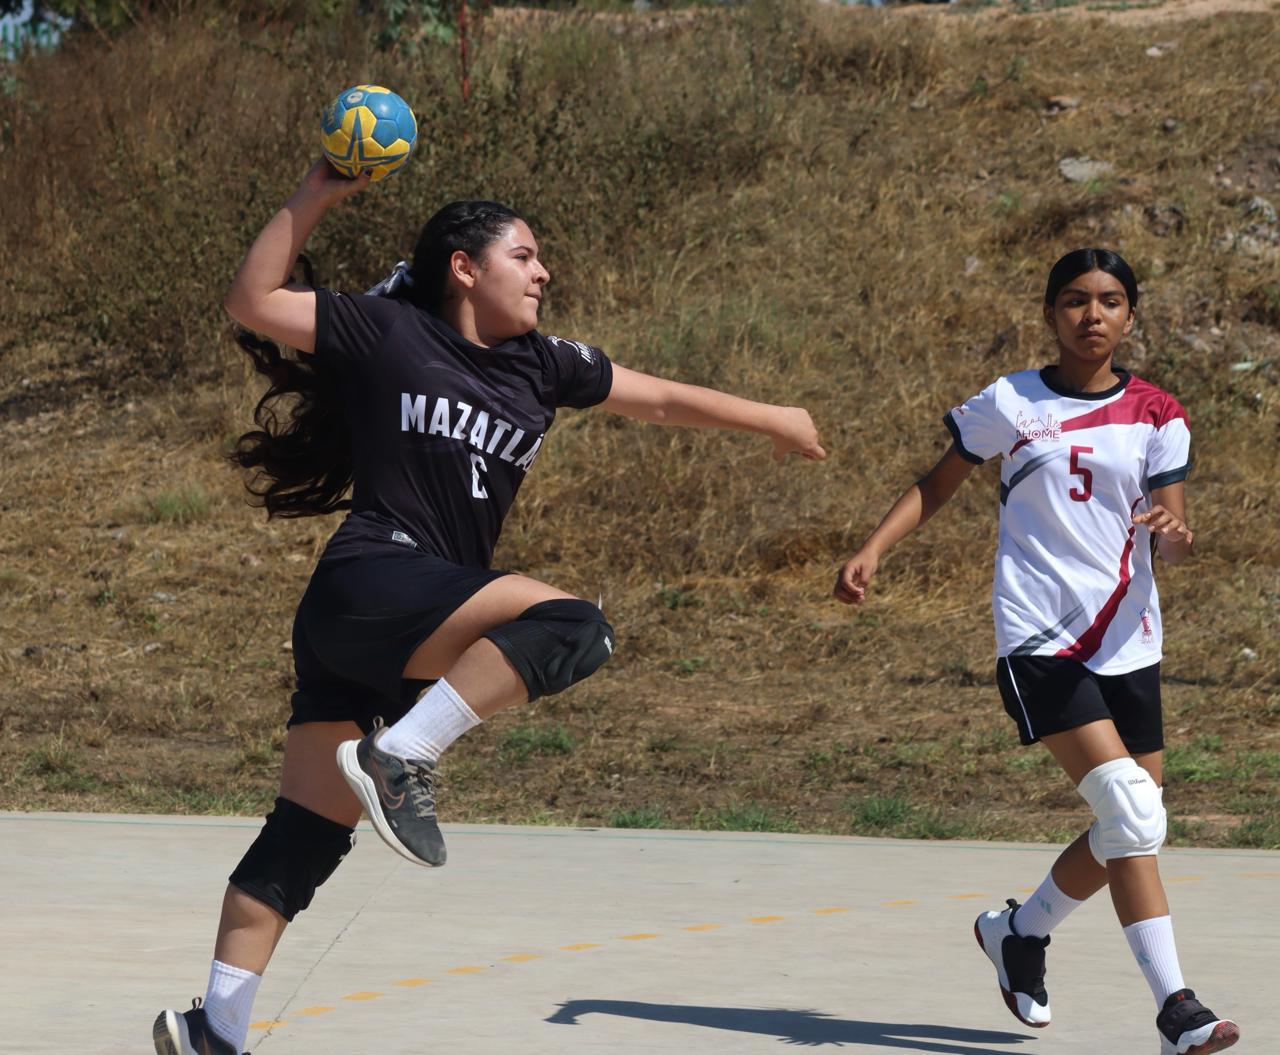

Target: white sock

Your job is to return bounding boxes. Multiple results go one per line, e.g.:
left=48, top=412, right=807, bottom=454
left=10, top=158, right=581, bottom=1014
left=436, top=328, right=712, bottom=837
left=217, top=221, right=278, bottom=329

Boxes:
left=204, top=959, right=261, bottom=1052
left=1123, top=915, right=1186, bottom=1008
left=379, top=678, right=481, bottom=761
left=1012, top=872, right=1085, bottom=939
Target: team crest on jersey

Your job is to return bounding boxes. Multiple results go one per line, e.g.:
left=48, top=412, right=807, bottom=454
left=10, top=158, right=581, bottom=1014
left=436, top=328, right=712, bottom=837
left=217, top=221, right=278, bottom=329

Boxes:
left=1139, top=607, right=1155, bottom=645
left=1014, top=409, right=1062, bottom=445
left=547, top=335, right=595, bottom=364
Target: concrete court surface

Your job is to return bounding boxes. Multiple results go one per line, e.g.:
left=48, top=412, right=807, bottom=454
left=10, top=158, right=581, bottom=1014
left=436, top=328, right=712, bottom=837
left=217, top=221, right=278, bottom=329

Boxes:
left=1, top=812, right=1276, bottom=1055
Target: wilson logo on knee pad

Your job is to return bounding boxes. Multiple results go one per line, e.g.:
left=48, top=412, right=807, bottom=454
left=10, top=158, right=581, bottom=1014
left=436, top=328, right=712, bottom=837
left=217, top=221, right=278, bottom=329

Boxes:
left=1079, top=759, right=1166, bottom=864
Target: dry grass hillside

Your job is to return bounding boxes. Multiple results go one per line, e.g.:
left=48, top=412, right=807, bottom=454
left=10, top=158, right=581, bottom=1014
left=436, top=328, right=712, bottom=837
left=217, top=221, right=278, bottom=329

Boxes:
left=0, top=1, right=1277, bottom=846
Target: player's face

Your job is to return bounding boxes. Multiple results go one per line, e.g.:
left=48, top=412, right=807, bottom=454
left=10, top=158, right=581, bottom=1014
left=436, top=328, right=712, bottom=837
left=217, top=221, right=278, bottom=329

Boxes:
left=472, top=220, right=550, bottom=338
left=1044, top=268, right=1134, bottom=362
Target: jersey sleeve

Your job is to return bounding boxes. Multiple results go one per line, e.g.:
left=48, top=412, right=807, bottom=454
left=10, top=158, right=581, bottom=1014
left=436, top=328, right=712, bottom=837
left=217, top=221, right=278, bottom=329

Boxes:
left=942, top=381, right=1008, bottom=464
left=543, top=335, right=614, bottom=409
left=313, top=289, right=402, bottom=374
left=1146, top=397, right=1191, bottom=489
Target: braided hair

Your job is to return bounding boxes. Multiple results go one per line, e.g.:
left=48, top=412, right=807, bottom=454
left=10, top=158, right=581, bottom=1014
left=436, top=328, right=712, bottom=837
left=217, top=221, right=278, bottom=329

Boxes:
left=229, top=201, right=523, bottom=519
left=405, top=200, right=523, bottom=311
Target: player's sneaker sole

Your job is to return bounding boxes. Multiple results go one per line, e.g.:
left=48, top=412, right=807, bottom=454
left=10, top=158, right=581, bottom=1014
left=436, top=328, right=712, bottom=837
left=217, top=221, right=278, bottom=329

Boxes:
left=153, top=1009, right=188, bottom=1055
left=1161, top=1018, right=1239, bottom=1055
left=337, top=738, right=441, bottom=868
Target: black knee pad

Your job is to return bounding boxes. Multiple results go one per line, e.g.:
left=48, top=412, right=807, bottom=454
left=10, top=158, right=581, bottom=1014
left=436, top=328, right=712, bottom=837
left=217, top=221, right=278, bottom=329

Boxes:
left=483, top=599, right=615, bottom=701
left=229, top=797, right=356, bottom=922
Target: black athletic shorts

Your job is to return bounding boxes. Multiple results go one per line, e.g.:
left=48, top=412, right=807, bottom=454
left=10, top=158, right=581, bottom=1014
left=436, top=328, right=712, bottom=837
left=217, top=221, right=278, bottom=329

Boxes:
left=995, top=655, right=1163, bottom=754
left=289, top=512, right=508, bottom=734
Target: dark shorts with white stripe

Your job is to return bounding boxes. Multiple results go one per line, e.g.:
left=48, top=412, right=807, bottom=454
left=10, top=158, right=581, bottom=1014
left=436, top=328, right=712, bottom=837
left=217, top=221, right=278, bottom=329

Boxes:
left=995, top=656, right=1163, bottom=754
left=288, top=512, right=509, bottom=735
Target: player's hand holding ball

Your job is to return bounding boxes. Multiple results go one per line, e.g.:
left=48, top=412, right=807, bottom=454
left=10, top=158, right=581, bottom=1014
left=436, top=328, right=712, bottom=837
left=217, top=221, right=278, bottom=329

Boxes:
left=298, top=157, right=371, bottom=208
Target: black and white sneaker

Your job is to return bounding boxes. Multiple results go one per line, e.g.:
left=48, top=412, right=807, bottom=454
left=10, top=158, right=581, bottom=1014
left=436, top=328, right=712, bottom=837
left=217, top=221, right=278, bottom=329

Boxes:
left=152, top=999, right=245, bottom=1055
left=1157, top=989, right=1239, bottom=1055
left=337, top=718, right=446, bottom=867
left=974, top=899, right=1051, bottom=1028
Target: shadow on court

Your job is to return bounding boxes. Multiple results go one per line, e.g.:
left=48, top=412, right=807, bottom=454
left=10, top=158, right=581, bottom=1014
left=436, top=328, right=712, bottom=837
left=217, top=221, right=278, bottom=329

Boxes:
left=545, top=1000, right=1036, bottom=1052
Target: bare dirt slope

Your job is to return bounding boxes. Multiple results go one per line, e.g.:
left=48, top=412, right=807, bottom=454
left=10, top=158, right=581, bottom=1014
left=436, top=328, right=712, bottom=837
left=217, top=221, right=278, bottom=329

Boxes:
left=1, top=1, right=1276, bottom=846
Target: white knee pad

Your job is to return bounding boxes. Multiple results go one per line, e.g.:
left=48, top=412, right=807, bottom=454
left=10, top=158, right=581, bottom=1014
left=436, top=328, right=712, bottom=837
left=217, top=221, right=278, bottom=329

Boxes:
left=1078, top=758, right=1166, bottom=865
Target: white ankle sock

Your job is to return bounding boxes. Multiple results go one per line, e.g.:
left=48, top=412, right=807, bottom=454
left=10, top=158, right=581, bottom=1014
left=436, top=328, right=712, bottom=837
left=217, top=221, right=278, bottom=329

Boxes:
left=379, top=678, right=481, bottom=761
left=1012, top=872, right=1085, bottom=939
left=1123, top=915, right=1186, bottom=1007
left=204, top=959, right=261, bottom=1052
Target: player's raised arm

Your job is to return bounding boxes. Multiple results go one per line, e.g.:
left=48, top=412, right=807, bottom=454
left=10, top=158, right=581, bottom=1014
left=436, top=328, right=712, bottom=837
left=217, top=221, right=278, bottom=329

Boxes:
left=223, top=159, right=369, bottom=353
left=833, top=445, right=975, bottom=605
left=600, top=363, right=826, bottom=461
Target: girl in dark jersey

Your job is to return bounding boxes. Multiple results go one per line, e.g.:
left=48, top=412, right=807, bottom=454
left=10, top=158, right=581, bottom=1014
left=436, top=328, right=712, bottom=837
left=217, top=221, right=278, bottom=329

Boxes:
left=831, top=249, right=1236, bottom=1055
left=151, top=160, right=825, bottom=1055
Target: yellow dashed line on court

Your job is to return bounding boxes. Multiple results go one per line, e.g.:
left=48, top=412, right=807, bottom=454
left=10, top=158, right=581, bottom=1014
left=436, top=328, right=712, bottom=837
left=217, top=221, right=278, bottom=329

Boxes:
left=258, top=890, right=1030, bottom=1041
left=1237, top=871, right=1280, bottom=878
left=1017, top=887, right=1037, bottom=893
left=1167, top=876, right=1205, bottom=883
left=271, top=888, right=1118, bottom=1036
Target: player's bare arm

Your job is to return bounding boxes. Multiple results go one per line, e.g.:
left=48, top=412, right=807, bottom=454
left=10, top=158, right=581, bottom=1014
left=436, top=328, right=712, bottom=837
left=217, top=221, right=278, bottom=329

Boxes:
left=600, top=363, right=826, bottom=461
left=1134, top=481, right=1193, bottom=564
left=834, top=445, right=975, bottom=605
left=223, top=159, right=369, bottom=353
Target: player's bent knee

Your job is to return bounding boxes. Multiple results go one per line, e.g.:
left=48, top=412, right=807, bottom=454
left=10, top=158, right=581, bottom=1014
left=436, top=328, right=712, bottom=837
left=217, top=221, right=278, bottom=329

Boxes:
left=229, top=797, right=356, bottom=922
left=483, top=598, right=615, bottom=702
left=1078, top=758, right=1166, bottom=864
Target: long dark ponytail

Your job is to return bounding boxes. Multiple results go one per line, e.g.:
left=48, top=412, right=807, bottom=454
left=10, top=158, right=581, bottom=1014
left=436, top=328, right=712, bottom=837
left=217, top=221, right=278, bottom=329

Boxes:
left=229, top=202, right=523, bottom=519
left=228, top=258, right=354, bottom=519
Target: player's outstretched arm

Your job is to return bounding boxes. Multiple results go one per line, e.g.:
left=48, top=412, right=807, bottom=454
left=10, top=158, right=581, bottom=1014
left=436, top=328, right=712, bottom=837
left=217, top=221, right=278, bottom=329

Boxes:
left=1133, top=481, right=1194, bottom=565
left=224, top=159, right=370, bottom=353
left=833, top=445, right=975, bottom=606
left=600, top=364, right=826, bottom=461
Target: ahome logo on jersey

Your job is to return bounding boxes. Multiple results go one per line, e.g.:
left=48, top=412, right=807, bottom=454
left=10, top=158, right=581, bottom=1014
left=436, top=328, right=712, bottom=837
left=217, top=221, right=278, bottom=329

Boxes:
left=400, top=393, right=544, bottom=472
left=1014, top=410, right=1062, bottom=445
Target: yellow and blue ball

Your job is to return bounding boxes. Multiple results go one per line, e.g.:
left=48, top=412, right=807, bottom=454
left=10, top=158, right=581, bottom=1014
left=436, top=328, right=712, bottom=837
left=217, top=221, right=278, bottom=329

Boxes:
left=320, top=85, right=417, bottom=182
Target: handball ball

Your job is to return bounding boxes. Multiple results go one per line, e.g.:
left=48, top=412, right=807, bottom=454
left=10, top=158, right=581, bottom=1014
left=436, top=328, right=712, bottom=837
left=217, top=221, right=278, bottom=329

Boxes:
left=321, top=85, right=417, bottom=182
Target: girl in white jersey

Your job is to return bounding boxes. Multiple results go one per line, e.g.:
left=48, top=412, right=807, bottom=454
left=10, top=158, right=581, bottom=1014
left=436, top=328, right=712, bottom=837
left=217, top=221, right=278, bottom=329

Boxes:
left=833, top=249, right=1237, bottom=1055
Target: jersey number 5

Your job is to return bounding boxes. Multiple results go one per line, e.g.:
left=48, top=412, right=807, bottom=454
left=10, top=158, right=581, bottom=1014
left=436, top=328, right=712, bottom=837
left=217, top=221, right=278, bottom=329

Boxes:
left=1068, top=445, right=1093, bottom=502
left=470, top=453, right=489, bottom=500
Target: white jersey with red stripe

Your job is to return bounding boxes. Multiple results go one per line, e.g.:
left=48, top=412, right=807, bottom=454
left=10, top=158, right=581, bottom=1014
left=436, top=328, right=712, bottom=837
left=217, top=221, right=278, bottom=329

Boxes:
left=944, top=367, right=1190, bottom=675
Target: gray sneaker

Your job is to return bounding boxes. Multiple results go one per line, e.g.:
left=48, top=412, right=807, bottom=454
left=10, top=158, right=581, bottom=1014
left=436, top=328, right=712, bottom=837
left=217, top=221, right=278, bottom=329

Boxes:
left=152, top=999, right=244, bottom=1055
left=337, top=718, right=446, bottom=867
